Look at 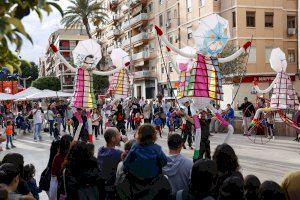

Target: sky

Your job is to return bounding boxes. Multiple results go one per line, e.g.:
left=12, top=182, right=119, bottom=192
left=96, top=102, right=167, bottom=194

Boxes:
left=16, top=1, right=72, bottom=63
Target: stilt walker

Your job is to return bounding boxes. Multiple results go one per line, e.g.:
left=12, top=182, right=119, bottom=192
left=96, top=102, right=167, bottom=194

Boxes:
left=249, top=48, right=299, bottom=129
left=50, top=40, right=129, bottom=143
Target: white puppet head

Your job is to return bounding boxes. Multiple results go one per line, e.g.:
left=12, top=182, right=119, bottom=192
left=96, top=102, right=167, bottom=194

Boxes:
left=72, top=39, right=102, bottom=69
left=193, top=14, right=230, bottom=56
left=269, top=48, right=287, bottom=72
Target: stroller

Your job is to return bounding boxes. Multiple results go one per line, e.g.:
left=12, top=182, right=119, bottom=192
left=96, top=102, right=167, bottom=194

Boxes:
left=16, top=113, right=29, bottom=135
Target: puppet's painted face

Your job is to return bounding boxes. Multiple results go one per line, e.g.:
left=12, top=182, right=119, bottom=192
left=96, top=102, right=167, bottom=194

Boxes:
left=82, top=56, right=94, bottom=70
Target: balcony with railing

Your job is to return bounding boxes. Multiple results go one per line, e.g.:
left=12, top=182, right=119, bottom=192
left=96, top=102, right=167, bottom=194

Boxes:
left=132, top=51, right=150, bottom=61
left=122, top=32, right=151, bottom=47
left=121, top=13, right=148, bottom=30
left=106, top=29, right=122, bottom=39
left=134, top=70, right=156, bottom=79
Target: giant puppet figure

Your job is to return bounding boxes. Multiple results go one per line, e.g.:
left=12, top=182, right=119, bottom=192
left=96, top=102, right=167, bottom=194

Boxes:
left=249, top=48, right=299, bottom=129
left=109, top=48, right=133, bottom=100
left=155, top=14, right=251, bottom=160
left=50, top=40, right=129, bottom=142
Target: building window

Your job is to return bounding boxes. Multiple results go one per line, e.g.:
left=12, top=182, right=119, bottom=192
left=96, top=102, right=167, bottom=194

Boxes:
left=161, top=64, right=164, bottom=73
left=265, top=12, right=273, bottom=27
left=187, top=0, right=192, bottom=12
left=174, top=9, right=177, bottom=19
left=169, top=62, right=173, bottom=72
left=288, top=49, right=296, bottom=63
left=199, top=0, right=205, bottom=7
left=167, top=10, right=171, bottom=28
left=232, top=11, right=236, bottom=27
left=169, top=35, right=173, bottom=44
left=167, top=10, right=171, bottom=22
left=148, top=2, right=153, bottom=12
left=187, top=26, right=192, bottom=39
left=287, top=16, right=296, bottom=28
left=159, top=14, right=163, bottom=27
left=248, top=47, right=256, bottom=63
left=265, top=47, right=273, bottom=63
left=246, top=11, right=255, bottom=27
left=159, top=0, right=163, bottom=5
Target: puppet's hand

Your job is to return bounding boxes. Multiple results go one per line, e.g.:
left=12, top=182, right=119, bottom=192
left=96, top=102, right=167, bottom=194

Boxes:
left=50, top=44, right=58, bottom=53
left=154, top=25, right=163, bottom=36
left=243, top=41, right=252, bottom=50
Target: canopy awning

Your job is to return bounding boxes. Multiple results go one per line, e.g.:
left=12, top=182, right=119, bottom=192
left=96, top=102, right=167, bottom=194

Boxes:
left=15, top=89, right=72, bottom=101
left=13, top=87, right=41, bottom=100
left=0, top=93, right=14, bottom=101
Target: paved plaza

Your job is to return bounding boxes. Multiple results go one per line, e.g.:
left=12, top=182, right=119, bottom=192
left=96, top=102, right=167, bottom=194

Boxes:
left=1, top=130, right=300, bottom=199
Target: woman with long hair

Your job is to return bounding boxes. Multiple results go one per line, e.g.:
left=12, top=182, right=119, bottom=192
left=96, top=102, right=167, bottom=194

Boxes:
left=63, top=142, right=104, bottom=200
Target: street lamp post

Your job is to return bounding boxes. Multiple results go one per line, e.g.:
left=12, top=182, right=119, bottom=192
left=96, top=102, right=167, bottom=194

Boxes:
left=18, top=76, right=31, bottom=89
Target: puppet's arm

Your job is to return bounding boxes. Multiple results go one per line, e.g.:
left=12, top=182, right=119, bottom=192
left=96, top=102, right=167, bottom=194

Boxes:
left=165, top=46, right=180, bottom=75
left=92, top=61, right=129, bottom=76
left=253, top=77, right=278, bottom=94
left=218, top=41, right=251, bottom=63
left=155, top=25, right=196, bottom=59
left=50, top=44, right=77, bottom=73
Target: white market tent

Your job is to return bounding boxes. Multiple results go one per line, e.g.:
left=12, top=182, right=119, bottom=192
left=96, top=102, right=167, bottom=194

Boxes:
left=0, top=93, right=14, bottom=101
left=13, top=87, right=41, bottom=100
left=16, top=89, right=72, bottom=101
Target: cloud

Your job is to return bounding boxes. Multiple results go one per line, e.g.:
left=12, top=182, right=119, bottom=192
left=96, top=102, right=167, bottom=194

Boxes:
left=17, top=0, right=72, bottom=63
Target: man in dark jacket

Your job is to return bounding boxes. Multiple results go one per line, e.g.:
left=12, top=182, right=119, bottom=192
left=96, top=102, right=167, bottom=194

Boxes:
left=114, top=104, right=126, bottom=135
left=198, top=111, right=211, bottom=160
left=237, top=97, right=255, bottom=135
left=97, top=128, right=122, bottom=200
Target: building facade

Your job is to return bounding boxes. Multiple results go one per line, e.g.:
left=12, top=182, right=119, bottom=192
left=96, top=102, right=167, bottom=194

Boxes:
left=43, top=29, right=88, bottom=92
left=154, top=0, right=298, bottom=106
left=97, top=0, right=298, bottom=102
left=96, top=0, right=158, bottom=99
left=38, top=56, right=46, bottom=78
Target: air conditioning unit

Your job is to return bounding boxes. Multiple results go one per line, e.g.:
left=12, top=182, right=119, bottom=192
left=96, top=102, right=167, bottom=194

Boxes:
left=166, top=22, right=171, bottom=28
left=288, top=28, right=296, bottom=35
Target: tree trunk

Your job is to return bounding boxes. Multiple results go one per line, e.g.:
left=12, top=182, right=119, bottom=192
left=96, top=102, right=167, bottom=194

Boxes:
left=83, top=17, right=92, bottom=38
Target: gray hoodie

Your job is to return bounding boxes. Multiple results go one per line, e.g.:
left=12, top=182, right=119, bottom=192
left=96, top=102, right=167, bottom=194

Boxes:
left=163, top=154, right=193, bottom=194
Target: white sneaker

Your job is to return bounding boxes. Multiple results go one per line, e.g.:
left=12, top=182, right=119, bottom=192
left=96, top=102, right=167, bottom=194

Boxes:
left=272, top=136, right=275, bottom=140
left=34, top=139, right=37, bottom=142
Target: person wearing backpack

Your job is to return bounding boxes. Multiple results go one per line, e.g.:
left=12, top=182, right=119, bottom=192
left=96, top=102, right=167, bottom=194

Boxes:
left=114, top=104, right=126, bottom=135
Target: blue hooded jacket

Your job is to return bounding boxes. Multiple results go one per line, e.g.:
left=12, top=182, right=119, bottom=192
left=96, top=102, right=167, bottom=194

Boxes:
left=123, top=143, right=167, bottom=180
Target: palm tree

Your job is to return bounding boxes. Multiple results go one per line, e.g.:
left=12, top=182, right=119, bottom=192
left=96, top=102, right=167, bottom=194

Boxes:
left=61, top=0, right=108, bottom=38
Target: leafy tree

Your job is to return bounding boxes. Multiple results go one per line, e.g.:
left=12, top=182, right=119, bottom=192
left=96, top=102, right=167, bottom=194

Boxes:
left=31, top=76, right=61, bottom=91
left=18, top=60, right=39, bottom=87
left=93, top=74, right=108, bottom=95
left=61, top=0, right=108, bottom=38
left=219, top=41, right=248, bottom=83
left=0, top=0, right=63, bottom=68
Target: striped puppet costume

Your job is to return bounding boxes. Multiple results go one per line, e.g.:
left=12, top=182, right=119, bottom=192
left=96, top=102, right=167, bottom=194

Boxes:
left=110, top=67, right=133, bottom=100
left=156, top=25, right=251, bottom=160
left=250, top=48, right=299, bottom=128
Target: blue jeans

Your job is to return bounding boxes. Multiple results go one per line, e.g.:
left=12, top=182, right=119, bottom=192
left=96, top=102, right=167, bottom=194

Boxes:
left=48, top=120, right=54, bottom=136
left=34, top=123, right=42, bottom=140
left=6, top=135, right=13, bottom=148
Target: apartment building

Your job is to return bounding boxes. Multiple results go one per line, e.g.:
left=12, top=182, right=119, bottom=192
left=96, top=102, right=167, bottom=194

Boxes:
left=154, top=0, right=298, bottom=105
left=43, top=29, right=88, bottom=92
left=38, top=56, right=46, bottom=78
left=96, top=0, right=158, bottom=99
